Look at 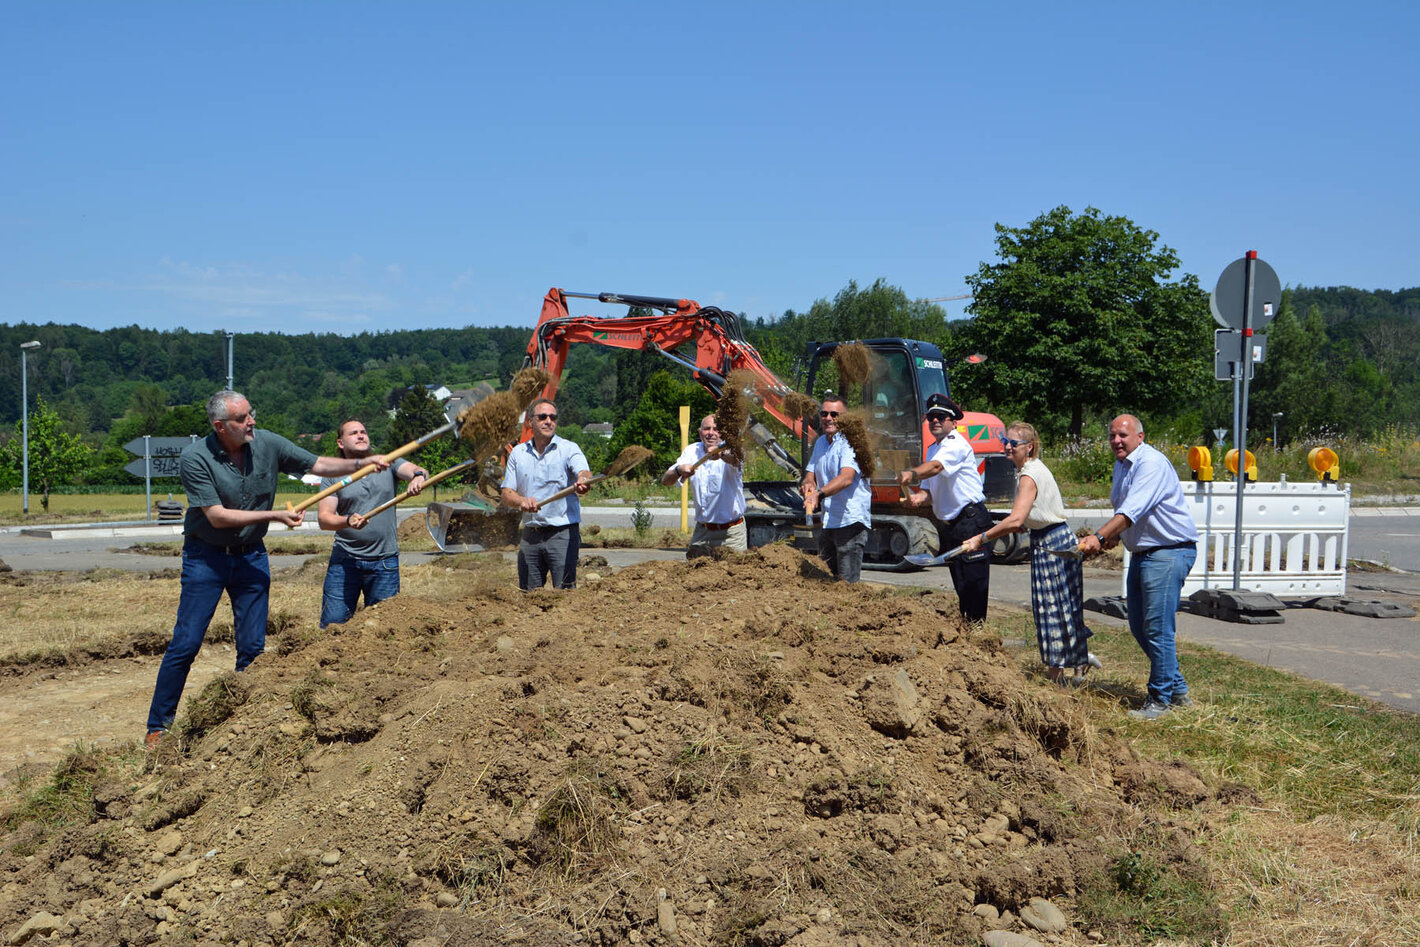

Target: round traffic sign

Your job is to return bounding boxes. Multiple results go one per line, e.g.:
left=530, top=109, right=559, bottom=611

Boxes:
left=1211, top=256, right=1282, bottom=331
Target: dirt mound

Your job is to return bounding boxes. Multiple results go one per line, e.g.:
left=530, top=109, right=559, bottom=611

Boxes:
left=0, top=546, right=1229, bottom=945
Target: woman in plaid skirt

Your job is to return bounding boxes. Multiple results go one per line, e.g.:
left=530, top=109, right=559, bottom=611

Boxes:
left=961, top=422, right=1098, bottom=684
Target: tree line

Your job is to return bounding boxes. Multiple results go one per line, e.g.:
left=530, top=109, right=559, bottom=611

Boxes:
left=2, top=207, right=1417, bottom=501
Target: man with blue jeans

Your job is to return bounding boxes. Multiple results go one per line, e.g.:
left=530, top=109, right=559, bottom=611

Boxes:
left=500, top=398, right=592, bottom=590
left=317, top=418, right=429, bottom=627
left=146, top=390, right=387, bottom=746
left=1079, top=414, right=1198, bottom=720
left=802, top=396, right=873, bottom=583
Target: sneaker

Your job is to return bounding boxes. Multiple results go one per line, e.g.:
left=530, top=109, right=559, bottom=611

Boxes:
left=1128, top=699, right=1171, bottom=721
left=144, top=730, right=165, bottom=748
left=1086, top=652, right=1104, bottom=670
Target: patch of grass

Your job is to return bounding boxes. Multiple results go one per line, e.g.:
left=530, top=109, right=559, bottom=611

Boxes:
left=525, top=764, right=623, bottom=874
left=1077, top=841, right=1226, bottom=943
left=665, top=736, right=754, bottom=802
left=1, top=744, right=105, bottom=845
left=176, top=672, right=251, bottom=744
left=287, top=880, right=404, bottom=947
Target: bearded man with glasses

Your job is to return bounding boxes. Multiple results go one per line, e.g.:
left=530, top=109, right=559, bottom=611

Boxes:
left=500, top=398, right=592, bottom=590
left=897, top=393, right=992, bottom=622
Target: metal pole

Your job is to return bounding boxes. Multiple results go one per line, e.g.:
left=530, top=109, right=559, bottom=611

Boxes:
left=224, top=331, right=235, bottom=390
left=1231, top=252, right=1257, bottom=590
left=19, top=340, right=41, bottom=515
left=143, top=434, right=153, bottom=521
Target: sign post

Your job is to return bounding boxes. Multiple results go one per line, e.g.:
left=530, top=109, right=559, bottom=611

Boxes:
left=1211, top=253, right=1281, bottom=590
left=124, top=435, right=199, bottom=519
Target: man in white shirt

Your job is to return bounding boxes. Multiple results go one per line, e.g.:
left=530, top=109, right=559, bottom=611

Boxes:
left=663, top=413, right=747, bottom=555
left=802, top=396, right=873, bottom=583
left=898, top=393, right=992, bottom=622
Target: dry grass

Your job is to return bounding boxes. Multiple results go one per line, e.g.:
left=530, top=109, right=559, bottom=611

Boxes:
left=835, top=410, right=877, bottom=479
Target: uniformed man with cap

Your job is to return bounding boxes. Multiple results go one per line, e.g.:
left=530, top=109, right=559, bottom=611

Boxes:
left=897, top=393, right=992, bottom=622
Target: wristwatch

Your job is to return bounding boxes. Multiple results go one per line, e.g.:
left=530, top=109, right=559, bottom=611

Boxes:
left=1093, top=531, right=1106, bottom=545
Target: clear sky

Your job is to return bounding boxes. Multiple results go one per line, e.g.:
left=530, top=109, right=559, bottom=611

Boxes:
left=3, top=1, right=1415, bottom=336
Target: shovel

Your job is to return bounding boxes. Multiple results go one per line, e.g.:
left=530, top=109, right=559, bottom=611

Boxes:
left=286, top=416, right=459, bottom=518
left=348, top=458, right=480, bottom=527
left=902, top=543, right=967, bottom=569
left=1046, top=546, right=1086, bottom=561
left=529, top=444, right=654, bottom=511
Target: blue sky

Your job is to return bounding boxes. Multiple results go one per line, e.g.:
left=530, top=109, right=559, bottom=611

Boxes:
left=3, top=1, right=1415, bottom=336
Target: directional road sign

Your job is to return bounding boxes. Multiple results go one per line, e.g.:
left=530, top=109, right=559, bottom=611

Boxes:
left=124, top=455, right=184, bottom=478
left=123, top=436, right=198, bottom=457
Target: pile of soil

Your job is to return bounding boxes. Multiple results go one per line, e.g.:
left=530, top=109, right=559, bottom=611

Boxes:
left=0, top=546, right=1228, bottom=946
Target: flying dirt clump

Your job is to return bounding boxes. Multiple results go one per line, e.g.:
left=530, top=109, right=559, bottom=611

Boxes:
left=715, top=369, right=761, bottom=457
left=836, top=409, right=878, bottom=479
left=833, top=341, right=872, bottom=390
left=456, top=366, right=550, bottom=458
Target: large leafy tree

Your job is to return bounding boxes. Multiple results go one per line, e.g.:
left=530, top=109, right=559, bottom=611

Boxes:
left=957, top=206, right=1211, bottom=438
left=0, top=396, right=93, bottom=511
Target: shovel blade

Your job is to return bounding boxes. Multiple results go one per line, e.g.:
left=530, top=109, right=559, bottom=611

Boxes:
left=902, top=545, right=966, bottom=569
left=1047, top=547, right=1085, bottom=560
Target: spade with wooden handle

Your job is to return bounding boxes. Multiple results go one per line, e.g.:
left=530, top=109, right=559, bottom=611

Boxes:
left=348, top=458, right=479, bottom=528
left=528, top=444, right=654, bottom=511
left=285, top=420, right=456, bottom=519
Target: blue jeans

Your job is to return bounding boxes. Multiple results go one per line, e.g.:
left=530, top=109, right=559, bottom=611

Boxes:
left=147, top=539, right=271, bottom=733
left=819, top=522, right=868, bottom=583
left=1126, top=544, right=1197, bottom=705
left=320, top=548, right=401, bottom=627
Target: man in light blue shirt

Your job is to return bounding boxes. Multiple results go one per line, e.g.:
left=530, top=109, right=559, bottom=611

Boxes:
left=500, top=398, right=592, bottom=590
left=801, top=396, right=873, bottom=582
left=1080, top=414, right=1198, bottom=720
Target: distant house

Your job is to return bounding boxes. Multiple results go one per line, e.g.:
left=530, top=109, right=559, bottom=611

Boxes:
left=584, top=422, right=614, bottom=439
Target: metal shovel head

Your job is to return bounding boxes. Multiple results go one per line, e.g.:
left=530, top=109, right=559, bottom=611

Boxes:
left=1047, top=546, right=1085, bottom=560
left=902, top=545, right=966, bottom=569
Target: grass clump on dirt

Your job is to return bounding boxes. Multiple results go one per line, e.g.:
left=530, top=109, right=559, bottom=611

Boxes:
left=525, top=763, right=624, bottom=874
left=1, top=744, right=105, bottom=837
left=176, top=672, right=252, bottom=745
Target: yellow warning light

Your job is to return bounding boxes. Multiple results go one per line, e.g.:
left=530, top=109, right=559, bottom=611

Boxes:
left=1225, top=448, right=1257, bottom=482
left=1186, top=446, right=1214, bottom=482
left=1308, top=446, right=1339, bottom=483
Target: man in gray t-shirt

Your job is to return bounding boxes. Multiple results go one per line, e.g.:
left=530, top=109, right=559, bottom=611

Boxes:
left=317, top=418, right=429, bottom=626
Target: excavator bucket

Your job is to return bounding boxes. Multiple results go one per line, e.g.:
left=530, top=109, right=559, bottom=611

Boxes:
left=424, top=496, right=522, bottom=554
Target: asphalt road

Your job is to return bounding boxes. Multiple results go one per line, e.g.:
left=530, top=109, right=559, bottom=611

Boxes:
left=3, top=505, right=1417, bottom=715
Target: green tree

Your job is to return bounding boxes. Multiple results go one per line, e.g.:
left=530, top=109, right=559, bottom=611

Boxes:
left=0, top=396, right=93, bottom=511
left=387, top=387, right=465, bottom=480
left=958, top=206, right=1212, bottom=439
left=603, top=371, right=715, bottom=476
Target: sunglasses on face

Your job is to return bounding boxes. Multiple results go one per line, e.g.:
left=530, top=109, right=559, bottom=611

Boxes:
left=925, top=411, right=950, bottom=422
left=820, top=410, right=840, bottom=419
left=534, top=413, right=558, bottom=421
left=1000, top=436, right=1026, bottom=448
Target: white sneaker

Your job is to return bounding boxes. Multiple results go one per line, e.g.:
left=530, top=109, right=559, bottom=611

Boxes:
left=1086, top=652, right=1103, bottom=670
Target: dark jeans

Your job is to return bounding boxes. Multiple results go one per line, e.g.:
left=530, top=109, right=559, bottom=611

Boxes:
left=820, top=522, right=869, bottom=583
left=147, top=538, right=270, bottom=733
left=320, top=548, right=401, bottom=627
left=940, top=501, right=992, bottom=622
left=518, top=523, right=580, bottom=590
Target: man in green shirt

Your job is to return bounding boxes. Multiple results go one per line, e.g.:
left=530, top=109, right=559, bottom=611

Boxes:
left=145, top=390, right=388, bottom=746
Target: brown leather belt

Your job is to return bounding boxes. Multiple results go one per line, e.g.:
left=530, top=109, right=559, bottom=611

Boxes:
left=702, top=517, right=744, bottom=531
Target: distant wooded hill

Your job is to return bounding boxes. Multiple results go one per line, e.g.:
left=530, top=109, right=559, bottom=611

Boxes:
left=1, top=282, right=1416, bottom=485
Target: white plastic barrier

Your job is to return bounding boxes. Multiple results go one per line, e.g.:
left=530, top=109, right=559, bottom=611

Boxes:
left=1122, top=480, right=1350, bottom=598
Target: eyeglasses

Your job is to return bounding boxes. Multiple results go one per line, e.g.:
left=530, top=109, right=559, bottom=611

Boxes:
left=534, top=413, right=558, bottom=421
left=819, top=410, right=840, bottom=418
left=225, top=411, right=255, bottom=424
left=999, top=436, right=1026, bottom=448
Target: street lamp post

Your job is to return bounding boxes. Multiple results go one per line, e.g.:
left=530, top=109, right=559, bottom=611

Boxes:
left=223, top=330, right=235, bottom=390
left=20, top=340, right=42, bottom=515
left=1272, top=412, right=1284, bottom=451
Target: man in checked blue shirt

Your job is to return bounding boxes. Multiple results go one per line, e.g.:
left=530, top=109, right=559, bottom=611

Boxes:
left=1079, top=414, right=1199, bottom=720
left=500, top=398, right=592, bottom=590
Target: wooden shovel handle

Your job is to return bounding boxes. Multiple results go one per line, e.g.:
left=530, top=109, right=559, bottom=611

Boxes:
left=353, top=459, right=479, bottom=525
left=686, top=444, right=726, bottom=474
left=534, top=474, right=608, bottom=511
left=287, top=420, right=456, bottom=517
